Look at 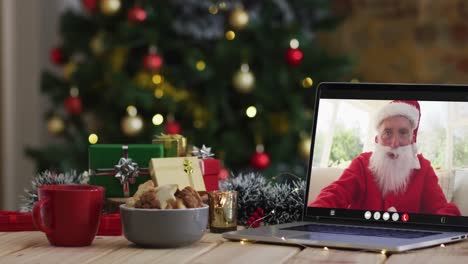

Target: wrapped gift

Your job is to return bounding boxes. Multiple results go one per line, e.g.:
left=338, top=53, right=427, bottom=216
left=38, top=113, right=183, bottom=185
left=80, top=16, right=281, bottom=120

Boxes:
left=191, top=145, right=220, bottom=191
left=97, top=214, right=122, bottom=236
left=149, top=156, right=206, bottom=192
left=0, top=211, right=37, bottom=231
left=89, top=144, right=164, bottom=197
left=152, top=133, right=186, bottom=157
left=200, top=158, right=221, bottom=191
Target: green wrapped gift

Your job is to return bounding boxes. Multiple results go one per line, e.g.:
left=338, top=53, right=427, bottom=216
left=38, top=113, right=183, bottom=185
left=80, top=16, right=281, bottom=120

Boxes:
left=88, top=144, right=164, bottom=198
left=152, top=133, right=187, bottom=157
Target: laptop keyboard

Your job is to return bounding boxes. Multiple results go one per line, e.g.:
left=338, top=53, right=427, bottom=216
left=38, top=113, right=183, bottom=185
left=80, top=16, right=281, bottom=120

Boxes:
left=282, top=224, right=440, bottom=239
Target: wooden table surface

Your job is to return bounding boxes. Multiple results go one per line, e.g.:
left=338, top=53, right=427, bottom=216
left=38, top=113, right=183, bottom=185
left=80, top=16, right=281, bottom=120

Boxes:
left=1, top=231, right=468, bottom=263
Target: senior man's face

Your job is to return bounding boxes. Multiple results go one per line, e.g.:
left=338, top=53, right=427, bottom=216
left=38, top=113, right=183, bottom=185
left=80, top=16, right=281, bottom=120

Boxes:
left=377, top=116, right=413, bottom=159
left=371, top=115, right=418, bottom=196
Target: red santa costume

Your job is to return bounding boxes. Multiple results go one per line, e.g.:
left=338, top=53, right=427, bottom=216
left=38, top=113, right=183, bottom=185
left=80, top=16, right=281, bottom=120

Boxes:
left=309, top=100, right=461, bottom=216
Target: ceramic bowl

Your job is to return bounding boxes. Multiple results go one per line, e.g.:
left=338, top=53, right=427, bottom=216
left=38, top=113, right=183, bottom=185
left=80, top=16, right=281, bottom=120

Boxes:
left=120, top=204, right=209, bottom=248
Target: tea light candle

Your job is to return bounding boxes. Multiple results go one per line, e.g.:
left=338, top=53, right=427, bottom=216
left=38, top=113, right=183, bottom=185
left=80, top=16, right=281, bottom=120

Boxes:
left=208, top=190, right=238, bottom=233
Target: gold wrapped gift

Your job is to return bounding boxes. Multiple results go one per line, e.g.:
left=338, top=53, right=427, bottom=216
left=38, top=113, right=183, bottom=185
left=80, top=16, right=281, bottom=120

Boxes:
left=152, top=133, right=187, bottom=157
left=148, top=157, right=206, bottom=192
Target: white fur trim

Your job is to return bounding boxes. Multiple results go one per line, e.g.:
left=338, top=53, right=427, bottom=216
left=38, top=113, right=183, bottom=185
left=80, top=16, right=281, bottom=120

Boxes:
left=374, top=102, right=419, bottom=129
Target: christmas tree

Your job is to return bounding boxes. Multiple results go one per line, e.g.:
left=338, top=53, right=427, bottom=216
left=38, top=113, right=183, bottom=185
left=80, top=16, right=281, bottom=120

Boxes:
left=27, top=0, right=349, bottom=179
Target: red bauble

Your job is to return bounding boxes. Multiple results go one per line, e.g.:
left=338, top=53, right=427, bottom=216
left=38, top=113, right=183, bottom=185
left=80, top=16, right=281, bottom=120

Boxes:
left=143, top=54, right=163, bottom=71
left=164, top=121, right=181, bottom=134
left=64, top=96, right=83, bottom=115
left=128, top=6, right=147, bottom=23
left=285, top=47, right=303, bottom=66
left=250, top=151, right=270, bottom=170
left=82, top=0, right=98, bottom=12
left=50, top=47, right=64, bottom=65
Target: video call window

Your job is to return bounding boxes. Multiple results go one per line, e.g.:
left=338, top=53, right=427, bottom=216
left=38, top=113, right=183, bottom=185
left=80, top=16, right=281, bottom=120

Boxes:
left=311, top=99, right=468, bottom=170
left=308, top=99, right=468, bottom=216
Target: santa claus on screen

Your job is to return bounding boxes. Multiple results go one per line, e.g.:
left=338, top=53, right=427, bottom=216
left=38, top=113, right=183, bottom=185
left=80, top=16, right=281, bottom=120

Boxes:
left=310, top=100, right=461, bottom=216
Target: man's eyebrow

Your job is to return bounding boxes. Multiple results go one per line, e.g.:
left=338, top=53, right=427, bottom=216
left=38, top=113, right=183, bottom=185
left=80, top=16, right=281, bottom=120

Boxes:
left=398, top=128, right=410, bottom=133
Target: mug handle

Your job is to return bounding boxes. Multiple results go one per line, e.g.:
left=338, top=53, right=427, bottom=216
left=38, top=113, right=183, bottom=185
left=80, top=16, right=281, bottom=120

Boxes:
left=33, top=199, right=53, bottom=235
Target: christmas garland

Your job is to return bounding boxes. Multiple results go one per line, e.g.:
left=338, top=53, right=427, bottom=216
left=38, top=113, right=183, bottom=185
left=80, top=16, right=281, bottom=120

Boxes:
left=19, top=170, right=89, bottom=212
left=19, top=169, right=305, bottom=227
left=219, top=172, right=305, bottom=226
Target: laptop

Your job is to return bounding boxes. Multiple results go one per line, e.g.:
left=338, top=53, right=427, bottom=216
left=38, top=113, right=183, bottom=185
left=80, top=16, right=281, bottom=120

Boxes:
left=223, top=82, right=468, bottom=252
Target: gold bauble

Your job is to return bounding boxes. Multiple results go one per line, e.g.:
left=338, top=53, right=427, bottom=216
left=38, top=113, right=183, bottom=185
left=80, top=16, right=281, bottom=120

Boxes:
left=100, top=0, right=121, bottom=15
left=232, top=64, right=255, bottom=93
left=63, top=62, right=77, bottom=80
left=47, top=116, right=65, bottom=135
left=225, top=30, right=236, bottom=40
left=121, top=115, right=143, bottom=136
left=301, top=77, right=313, bottom=88
left=298, top=137, right=312, bottom=160
left=229, top=8, right=249, bottom=30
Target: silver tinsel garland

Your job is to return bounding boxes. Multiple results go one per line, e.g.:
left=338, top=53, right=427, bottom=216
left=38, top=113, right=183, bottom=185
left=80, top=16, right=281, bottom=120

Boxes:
left=219, top=172, right=305, bottom=226
left=19, top=170, right=89, bottom=212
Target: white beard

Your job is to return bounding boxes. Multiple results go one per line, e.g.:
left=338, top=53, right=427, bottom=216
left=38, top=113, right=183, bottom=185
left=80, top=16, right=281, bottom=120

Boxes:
left=369, top=144, right=420, bottom=198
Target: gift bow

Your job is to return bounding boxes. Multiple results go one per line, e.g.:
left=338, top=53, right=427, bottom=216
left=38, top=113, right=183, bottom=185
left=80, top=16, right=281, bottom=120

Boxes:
left=191, top=145, right=214, bottom=159
left=93, top=145, right=145, bottom=197
left=183, top=158, right=195, bottom=188
left=114, top=157, right=139, bottom=185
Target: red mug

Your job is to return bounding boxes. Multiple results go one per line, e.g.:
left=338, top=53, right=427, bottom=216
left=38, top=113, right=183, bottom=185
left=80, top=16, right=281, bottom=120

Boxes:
left=33, top=184, right=105, bottom=247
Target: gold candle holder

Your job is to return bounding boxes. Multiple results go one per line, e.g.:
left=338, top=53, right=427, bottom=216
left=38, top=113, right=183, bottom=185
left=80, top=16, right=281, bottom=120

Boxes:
left=208, top=190, right=238, bottom=233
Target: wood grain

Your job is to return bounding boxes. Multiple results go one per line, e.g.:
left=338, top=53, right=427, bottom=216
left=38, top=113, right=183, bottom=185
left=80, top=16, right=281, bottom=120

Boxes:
left=0, top=232, right=44, bottom=257
left=0, top=235, right=123, bottom=264
left=1, top=232, right=467, bottom=263
left=191, top=241, right=301, bottom=263
left=287, top=247, right=387, bottom=264
left=90, top=240, right=218, bottom=264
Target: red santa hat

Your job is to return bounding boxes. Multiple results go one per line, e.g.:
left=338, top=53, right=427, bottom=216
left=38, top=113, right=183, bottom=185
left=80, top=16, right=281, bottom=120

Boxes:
left=374, top=100, right=421, bottom=143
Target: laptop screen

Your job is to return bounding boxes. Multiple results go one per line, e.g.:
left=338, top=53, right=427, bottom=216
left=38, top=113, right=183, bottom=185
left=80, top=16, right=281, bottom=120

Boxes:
left=305, top=83, right=468, bottom=227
